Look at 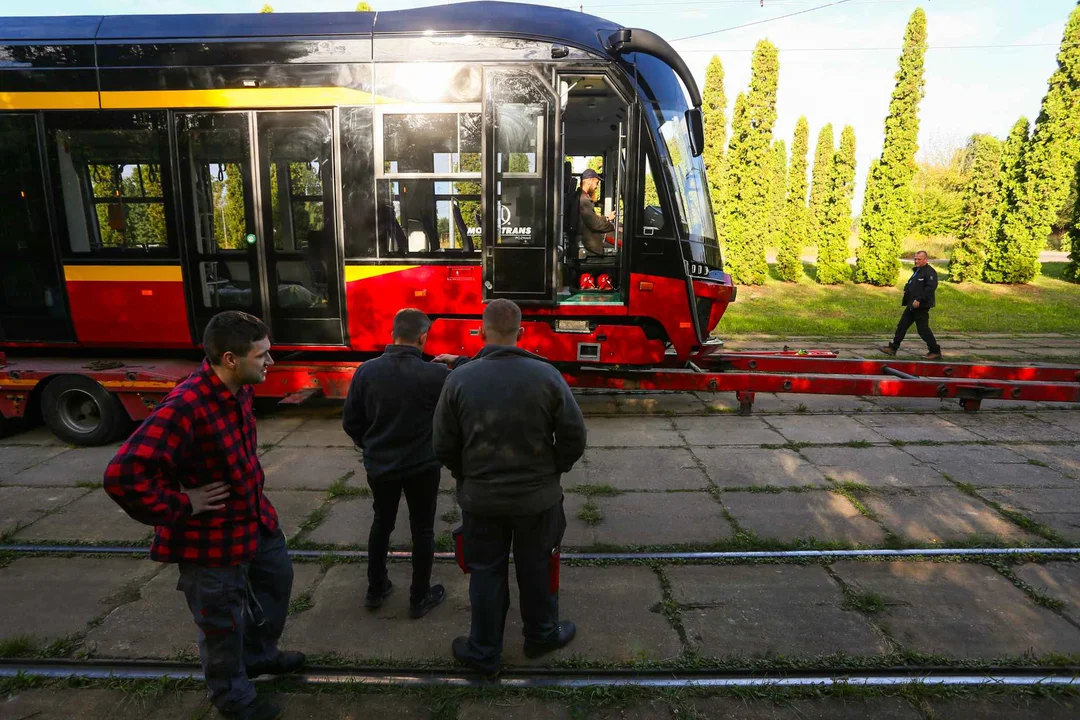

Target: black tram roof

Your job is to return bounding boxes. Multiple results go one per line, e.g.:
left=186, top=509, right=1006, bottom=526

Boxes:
left=0, top=2, right=620, bottom=56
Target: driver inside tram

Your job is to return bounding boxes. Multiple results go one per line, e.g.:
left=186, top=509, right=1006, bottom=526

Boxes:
left=577, top=167, right=617, bottom=257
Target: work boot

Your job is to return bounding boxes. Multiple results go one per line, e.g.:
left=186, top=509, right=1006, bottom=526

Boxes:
left=923, top=352, right=943, bottom=360
left=878, top=345, right=897, bottom=356
left=222, top=696, right=281, bottom=720
left=365, top=579, right=393, bottom=609
left=247, top=650, right=306, bottom=678
left=451, top=636, right=502, bottom=679
left=523, top=621, right=577, bottom=659
left=409, top=584, right=446, bottom=619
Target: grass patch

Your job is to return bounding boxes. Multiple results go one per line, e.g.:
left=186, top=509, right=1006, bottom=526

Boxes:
left=75, top=481, right=103, bottom=490
left=841, top=440, right=874, bottom=449
left=720, top=262, right=1080, bottom=336
left=794, top=403, right=809, bottom=413
left=829, top=487, right=878, bottom=521
left=842, top=591, right=889, bottom=614
left=434, top=532, right=454, bottom=553
left=1027, top=459, right=1051, bottom=468
left=0, top=635, right=36, bottom=658
left=829, top=479, right=875, bottom=494
left=327, top=472, right=368, bottom=499
left=988, top=561, right=1066, bottom=612
left=760, top=441, right=813, bottom=451
left=567, top=483, right=622, bottom=498
left=295, top=505, right=330, bottom=538
left=440, top=508, right=461, bottom=524
left=577, top=501, right=603, bottom=526
left=288, top=590, right=314, bottom=616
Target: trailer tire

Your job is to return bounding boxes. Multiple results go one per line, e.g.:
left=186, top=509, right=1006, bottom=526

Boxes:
left=41, top=376, right=127, bottom=446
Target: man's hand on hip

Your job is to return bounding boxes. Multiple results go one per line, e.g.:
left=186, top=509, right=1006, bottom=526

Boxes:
left=186, top=482, right=229, bottom=515
left=912, top=300, right=920, bottom=309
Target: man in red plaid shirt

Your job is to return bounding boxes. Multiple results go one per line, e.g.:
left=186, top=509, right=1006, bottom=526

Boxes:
left=104, top=311, right=303, bottom=720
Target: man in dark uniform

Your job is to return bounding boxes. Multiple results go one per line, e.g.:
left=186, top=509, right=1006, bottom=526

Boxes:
left=342, top=308, right=450, bottom=618
left=434, top=299, right=587, bottom=678
left=577, top=167, right=617, bottom=257
left=879, top=250, right=942, bottom=360
left=105, top=311, right=303, bottom=720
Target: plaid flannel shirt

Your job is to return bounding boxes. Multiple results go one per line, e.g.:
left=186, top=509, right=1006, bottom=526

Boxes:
left=104, top=359, right=278, bottom=566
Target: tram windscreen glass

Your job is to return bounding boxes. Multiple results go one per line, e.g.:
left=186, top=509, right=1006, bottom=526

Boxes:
left=377, top=110, right=481, bottom=255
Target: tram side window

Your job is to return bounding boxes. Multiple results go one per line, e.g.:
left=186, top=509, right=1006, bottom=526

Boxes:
left=375, top=109, right=482, bottom=257
left=641, top=152, right=669, bottom=237
left=340, top=107, right=378, bottom=258
left=49, top=113, right=176, bottom=257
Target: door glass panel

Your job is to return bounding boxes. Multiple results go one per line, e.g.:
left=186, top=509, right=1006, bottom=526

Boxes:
left=175, top=113, right=260, bottom=315
left=0, top=115, right=71, bottom=341
left=494, top=79, right=547, bottom=247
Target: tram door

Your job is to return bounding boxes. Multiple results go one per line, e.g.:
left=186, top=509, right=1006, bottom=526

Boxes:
left=484, top=70, right=558, bottom=302
left=0, top=115, right=74, bottom=343
left=175, top=111, right=345, bottom=346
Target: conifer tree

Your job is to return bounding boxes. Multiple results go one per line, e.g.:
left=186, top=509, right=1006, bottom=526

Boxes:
left=703, top=56, right=727, bottom=239
left=724, top=40, right=780, bottom=285
left=808, top=124, right=834, bottom=249
left=991, top=2, right=1080, bottom=283
left=948, top=134, right=1002, bottom=282
left=818, top=126, right=857, bottom=285
left=767, top=140, right=788, bottom=266
left=983, top=118, right=1030, bottom=282
left=1067, top=163, right=1080, bottom=281
left=777, top=117, right=810, bottom=281
left=854, top=8, right=928, bottom=286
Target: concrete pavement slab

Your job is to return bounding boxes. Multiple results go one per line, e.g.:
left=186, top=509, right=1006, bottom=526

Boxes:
left=800, top=446, right=949, bottom=488
left=261, top=446, right=362, bottom=490
left=561, top=493, right=597, bottom=548
left=852, top=414, right=982, bottom=443
left=0, top=486, right=85, bottom=535
left=6, top=446, right=121, bottom=487
left=0, top=426, right=64, bottom=446
left=862, top=489, right=1038, bottom=544
left=1005, top=444, right=1080, bottom=478
left=0, top=689, right=168, bottom=720
left=925, top=696, right=1080, bottom=720
left=278, top=694, right=429, bottom=719
left=900, top=444, right=1041, bottom=487
left=668, top=565, right=888, bottom=658
left=264, top=490, right=327, bottom=540
left=694, top=448, right=828, bottom=489
left=830, top=561, right=1080, bottom=658
left=775, top=394, right=879, bottom=414
left=278, top=417, right=355, bottom=447
left=689, top=697, right=922, bottom=719
left=722, top=491, right=886, bottom=545
left=13, top=488, right=150, bottom=543
left=616, top=393, right=705, bottom=415
left=584, top=417, right=683, bottom=447
left=457, top=698, right=573, bottom=719
left=765, top=416, right=886, bottom=445
left=0, top=557, right=159, bottom=645
left=254, top=414, right=309, bottom=446
left=866, top=397, right=960, bottom=413
left=945, top=414, right=1078, bottom=442
left=1027, top=512, right=1080, bottom=541
left=576, top=448, right=709, bottom=491
left=1015, top=562, right=1080, bottom=626
left=302, top=495, right=456, bottom=548
left=590, top=492, right=730, bottom=547
left=981, top=488, right=1080, bottom=515
left=673, top=416, right=786, bottom=446
left=1037, top=412, right=1080, bottom=435
left=0, top=445, right=69, bottom=481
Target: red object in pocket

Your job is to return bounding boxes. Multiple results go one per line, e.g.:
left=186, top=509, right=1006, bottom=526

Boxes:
left=549, top=547, right=561, bottom=594
left=453, top=527, right=469, bottom=574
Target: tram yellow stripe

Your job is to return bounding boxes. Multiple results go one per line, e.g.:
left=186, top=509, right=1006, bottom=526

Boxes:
left=100, top=87, right=379, bottom=109
left=344, top=265, right=418, bottom=282
left=63, top=265, right=183, bottom=282
left=0, top=91, right=100, bottom=110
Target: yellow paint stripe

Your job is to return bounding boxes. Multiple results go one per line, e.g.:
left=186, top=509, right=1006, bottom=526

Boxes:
left=101, top=87, right=379, bottom=109
left=0, top=91, right=99, bottom=110
left=63, top=265, right=183, bottom=283
left=344, top=265, right=418, bottom=282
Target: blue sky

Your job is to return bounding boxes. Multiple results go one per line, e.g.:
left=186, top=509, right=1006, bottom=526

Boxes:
left=7, top=0, right=1077, bottom=205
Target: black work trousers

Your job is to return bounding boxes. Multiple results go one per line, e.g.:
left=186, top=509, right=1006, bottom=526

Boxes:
left=891, top=305, right=940, bottom=354
left=177, top=527, right=293, bottom=714
left=459, top=498, right=567, bottom=673
left=366, top=465, right=441, bottom=605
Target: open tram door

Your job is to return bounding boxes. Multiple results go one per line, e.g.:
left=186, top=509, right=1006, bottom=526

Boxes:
left=482, top=69, right=558, bottom=303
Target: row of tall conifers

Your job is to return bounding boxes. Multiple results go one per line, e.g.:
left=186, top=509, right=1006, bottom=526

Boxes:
left=704, top=3, right=1080, bottom=286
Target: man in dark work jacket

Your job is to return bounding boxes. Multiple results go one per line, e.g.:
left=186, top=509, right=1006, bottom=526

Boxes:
left=879, top=250, right=943, bottom=360
left=342, top=308, right=451, bottom=617
left=434, top=299, right=587, bottom=677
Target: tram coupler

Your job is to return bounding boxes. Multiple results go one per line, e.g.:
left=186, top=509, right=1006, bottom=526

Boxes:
left=736, top=391, right=756, bottom=416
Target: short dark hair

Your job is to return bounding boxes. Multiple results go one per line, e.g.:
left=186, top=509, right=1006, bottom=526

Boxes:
left=392, top=308, right=432, bottom=343
left=203, top=311, right=270, bottom=365
left=482, top=298, right=521, bottom=340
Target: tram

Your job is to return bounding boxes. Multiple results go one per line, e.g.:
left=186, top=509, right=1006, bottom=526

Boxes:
left=0, top=2, right=732, bottom=367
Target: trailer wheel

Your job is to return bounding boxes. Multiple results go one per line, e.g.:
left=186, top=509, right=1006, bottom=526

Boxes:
left=41, top=376, right=127, bottom=446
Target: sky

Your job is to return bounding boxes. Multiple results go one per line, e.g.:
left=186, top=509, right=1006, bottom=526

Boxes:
left=5, top=0, right=1077, bottom=207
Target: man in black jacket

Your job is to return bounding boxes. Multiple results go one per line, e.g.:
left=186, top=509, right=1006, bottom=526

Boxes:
left=434, top=299, right=587, bottom=677
left=880, top=251, right=943, bottom=360
left=342, top=309, right=449, bottom=618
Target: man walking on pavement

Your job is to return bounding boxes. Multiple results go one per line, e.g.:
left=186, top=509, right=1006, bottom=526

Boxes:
left=879, top=250, right=942, bottom=360
left=104, top=311, right=303, bottom=720
left=434, top=299, right=588, bottom=678
left=342, top=308, right=448, bottom=618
